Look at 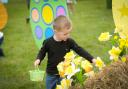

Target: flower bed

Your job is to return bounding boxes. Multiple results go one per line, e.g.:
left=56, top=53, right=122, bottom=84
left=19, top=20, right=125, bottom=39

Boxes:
left=70, top=60, right=128, bottom=89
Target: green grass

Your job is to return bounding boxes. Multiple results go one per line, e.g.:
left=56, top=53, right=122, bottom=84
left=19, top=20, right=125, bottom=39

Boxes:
left=0, top=0, right=114, bottom=89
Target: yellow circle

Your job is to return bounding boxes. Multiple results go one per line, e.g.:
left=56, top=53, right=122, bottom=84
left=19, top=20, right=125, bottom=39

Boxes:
left=42, top=5, right=54, bottom=24
left=0, top=3, right=8, bottom=30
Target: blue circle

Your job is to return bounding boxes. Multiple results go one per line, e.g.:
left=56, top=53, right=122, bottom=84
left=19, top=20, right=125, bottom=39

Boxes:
left=35, top=26, right=43, bottom=40
left=45, top=27, right=54, bottom=39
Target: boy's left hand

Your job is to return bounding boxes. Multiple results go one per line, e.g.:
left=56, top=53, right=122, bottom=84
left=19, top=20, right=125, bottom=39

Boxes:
left=92, top=58, right=96, bottom=64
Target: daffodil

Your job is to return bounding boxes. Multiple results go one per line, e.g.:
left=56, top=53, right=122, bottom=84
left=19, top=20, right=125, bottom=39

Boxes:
left=114, top=35, right=118, bottom=40
left=63, top=61, right=71, bottom=67
left=64, top=51, right=76, bottom=61
left=57, top=62, right=64, bottom=72
left=95, top=57, right=105, bottom=70
left=61, top=78, right=72, bottom=89
left=121, top=56, right=127, bottom=62
left=59, top=72, right=65, bottom=78
left=113, top=56, right=119, bottom=62
left=81, top=60, right=93, bottom=73
left=56, top=85, right=63, bottom=89
left=119, top=38, right=126, bottom=49
left=57, top=62, right=65, bottom=77
left=65, top=63, right=80, bottom=79
left=65, top=65, right=74, bottom=76
left=108, top=46, right=122, bottom=60
left=72, top=57, right=82, bottom=66
left=98, top=32, right=111, bottom=41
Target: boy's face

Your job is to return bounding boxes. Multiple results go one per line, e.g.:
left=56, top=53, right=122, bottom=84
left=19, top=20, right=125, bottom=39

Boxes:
left=55, top=28, right=72, bottom=41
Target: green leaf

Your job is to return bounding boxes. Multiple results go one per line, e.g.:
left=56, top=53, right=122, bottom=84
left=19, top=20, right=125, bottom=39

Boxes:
left=75, top=69, right=84, bottom=84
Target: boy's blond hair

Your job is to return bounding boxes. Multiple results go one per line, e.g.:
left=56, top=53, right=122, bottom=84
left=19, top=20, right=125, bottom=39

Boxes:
left=53, top=15, right=72, bottom=31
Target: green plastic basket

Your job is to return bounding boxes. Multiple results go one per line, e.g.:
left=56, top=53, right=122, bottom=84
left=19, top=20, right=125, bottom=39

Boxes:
left=29, top=66, right=45, bottom=82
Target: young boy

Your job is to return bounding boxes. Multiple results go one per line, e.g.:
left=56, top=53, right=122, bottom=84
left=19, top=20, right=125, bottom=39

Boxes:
left=34, top=15, right=95, bottom=89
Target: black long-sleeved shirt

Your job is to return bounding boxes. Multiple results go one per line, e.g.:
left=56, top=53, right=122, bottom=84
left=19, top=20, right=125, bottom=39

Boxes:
left=36, top=36, right=93, bottom=75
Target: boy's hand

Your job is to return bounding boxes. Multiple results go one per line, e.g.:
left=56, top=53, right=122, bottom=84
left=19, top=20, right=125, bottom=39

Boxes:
left=34, top=59, right=40, bottom=66
left=92, top=58, right=96, bottom=64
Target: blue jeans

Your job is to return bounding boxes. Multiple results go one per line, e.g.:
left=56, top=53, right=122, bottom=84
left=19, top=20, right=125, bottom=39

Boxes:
left=46, top=73, right=62, bottom=89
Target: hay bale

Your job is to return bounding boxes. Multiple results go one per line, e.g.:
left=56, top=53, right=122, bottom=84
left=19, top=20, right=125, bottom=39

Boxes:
left=70, top=60, right=128, bottom=89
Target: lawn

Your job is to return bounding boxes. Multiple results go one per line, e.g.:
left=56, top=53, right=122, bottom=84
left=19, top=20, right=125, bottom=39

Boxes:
left=0, top=0, right=114, bottom=89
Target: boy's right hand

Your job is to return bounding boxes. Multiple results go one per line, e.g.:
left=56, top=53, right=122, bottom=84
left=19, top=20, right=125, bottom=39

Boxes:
left=34, top=59, right=40, bottom=66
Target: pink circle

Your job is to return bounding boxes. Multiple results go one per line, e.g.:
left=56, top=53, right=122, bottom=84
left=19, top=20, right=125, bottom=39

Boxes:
left=56, top=6, right=66, bottom=17
left=32, top=8, right=39, bottom=22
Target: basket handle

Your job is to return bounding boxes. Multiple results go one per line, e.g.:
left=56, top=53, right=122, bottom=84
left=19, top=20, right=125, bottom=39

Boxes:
left=35, top=65, right=40, bottom=71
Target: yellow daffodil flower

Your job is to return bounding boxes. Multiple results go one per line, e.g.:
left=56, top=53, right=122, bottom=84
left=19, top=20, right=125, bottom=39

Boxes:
left=114, top=35, right=118, bottom=40
left=56, top=85, right=63, bottom=89
left=81, top=60, right=93, bottom=73
left=98, top=32, right=111, bottom=41
left=65, top=63, right=76, bottom=75
left=57, top=62, right=66, bottom=77
left=64, top=51, right=76, bottom=61
left=61, top=78, right=72, bottom=89
left=63, top=61, right=71, bottom=67
left=59, top=71, right=65, bottom=78
left=57, top=62, right=64, bottom=72
left=108, top=46, right=122, bottom=60
left=65, top=63, right=80, bottom=79
left=95, top=57, right=105, bottom=69
left=119, top=38, right=126, bottom=49
left=72, top=57, right=82, bottom=66
left=121, top=56, right=126, bottom=62
left=65, top=65, right=74, bottom=75
left=113, top=56, right=119, bottom=62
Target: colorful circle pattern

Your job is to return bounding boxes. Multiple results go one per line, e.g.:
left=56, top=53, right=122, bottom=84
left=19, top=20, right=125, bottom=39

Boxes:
left=56, top=6, right=66, bottom=17
left=42, top=4, right=54, bottom=25
left=35, top=26, right=43, bottom=40
left=30, top=0, right=68, bottom=48
left=45, top=27, right=54, bottom=39
left=31, top=8, right=40, bottom=22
